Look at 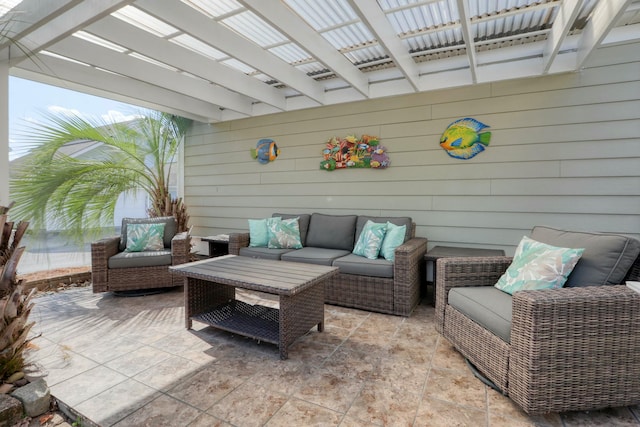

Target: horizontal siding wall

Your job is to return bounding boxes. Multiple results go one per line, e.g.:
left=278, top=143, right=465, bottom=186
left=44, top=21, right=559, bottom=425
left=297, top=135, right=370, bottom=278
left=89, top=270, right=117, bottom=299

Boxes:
left=184, top=42, right=640, bottom=255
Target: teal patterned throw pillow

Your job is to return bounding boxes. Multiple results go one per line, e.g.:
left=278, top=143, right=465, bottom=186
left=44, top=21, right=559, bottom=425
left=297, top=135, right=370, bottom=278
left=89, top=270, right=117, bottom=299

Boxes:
left=267, top=217, right=303, bottom=249
left=494, top=236, right=584, bottom=295
left=125, top=223, right=165, bottom=252
left=353, top=220, right=387, bottom=260
left=380, top=222, right=407, bottom=262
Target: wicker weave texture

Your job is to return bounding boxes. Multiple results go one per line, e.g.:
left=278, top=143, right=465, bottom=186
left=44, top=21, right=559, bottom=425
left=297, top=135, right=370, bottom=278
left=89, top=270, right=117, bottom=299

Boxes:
left=91, top=232, right=191, bottom=293
left=435, top=253, right=640, bottom=415
left=229, top=227, right=427, bottom=317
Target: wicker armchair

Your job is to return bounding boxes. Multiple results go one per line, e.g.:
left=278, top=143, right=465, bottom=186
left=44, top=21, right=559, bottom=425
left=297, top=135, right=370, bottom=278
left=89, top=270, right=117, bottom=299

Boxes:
left=91, top=216, right=191, bottom=293
left=435, top=232, right=640, bottom=415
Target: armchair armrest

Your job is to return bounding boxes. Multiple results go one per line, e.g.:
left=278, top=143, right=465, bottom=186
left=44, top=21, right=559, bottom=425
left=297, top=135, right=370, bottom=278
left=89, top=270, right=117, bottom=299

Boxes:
left=392, top=237, right=428, bottom=316
left=228, top=232, right=249, bottom=255
left=509, top=285, right=640, bottom=413
left=171, top=232, right=191, bottom=265
left=91, top=236, right=120, bottom=290
left=434, top=256, right=513, bottom=333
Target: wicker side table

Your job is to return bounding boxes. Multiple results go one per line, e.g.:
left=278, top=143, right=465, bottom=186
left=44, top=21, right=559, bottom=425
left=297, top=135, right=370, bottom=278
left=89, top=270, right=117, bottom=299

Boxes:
left=425, top=246, right=505, bottom=305
left=201, top=234, right=229, bottom=258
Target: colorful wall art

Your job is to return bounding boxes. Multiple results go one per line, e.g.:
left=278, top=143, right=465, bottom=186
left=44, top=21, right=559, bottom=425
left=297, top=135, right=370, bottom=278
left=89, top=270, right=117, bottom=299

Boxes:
left=251, top=138, right=280, bottom=164
left=320, top=134, right=390, bottom=171
left=439, top=118, right=491, bottom=160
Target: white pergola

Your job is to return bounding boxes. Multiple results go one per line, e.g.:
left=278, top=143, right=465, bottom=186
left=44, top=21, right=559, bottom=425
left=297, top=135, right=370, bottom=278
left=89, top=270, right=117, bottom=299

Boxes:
left=1, top=0, right=639, bottom=203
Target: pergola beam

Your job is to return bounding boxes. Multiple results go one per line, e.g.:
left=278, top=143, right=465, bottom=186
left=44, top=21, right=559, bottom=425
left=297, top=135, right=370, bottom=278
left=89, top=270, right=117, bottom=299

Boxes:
left=348, top=0, right=420, bottom=91
left=543, top=0, right=583, bottom=74
left=135, top=0, right=326, bottom=104
left=576, top=0, right=633, bottom=69
left=47, top=36, right=253, bottom=115
left=456, top=0, right=478, bottom=83
left=238, top=0, right=369, bottom=98
left=87, top=16, right=286, bottom=111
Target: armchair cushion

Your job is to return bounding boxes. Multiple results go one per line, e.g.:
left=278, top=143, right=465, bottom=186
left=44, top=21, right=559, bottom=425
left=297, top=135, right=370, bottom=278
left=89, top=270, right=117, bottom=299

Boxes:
left=531, top=226, right=640, bottom=287
left=119, top=216, right=177, bottom=251
left=108, top=250, right=172, bottom=269
left=448, top=286, right=513, bottom=343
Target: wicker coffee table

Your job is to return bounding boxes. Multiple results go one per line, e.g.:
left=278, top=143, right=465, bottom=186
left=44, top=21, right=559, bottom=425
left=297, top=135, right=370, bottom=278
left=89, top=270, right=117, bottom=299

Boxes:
left=170, top=255, right=338, bottom=359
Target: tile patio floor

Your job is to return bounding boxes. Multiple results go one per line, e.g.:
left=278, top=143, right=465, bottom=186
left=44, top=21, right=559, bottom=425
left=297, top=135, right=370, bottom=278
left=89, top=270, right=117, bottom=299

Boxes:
left=26, top=286, right=640, bottom=427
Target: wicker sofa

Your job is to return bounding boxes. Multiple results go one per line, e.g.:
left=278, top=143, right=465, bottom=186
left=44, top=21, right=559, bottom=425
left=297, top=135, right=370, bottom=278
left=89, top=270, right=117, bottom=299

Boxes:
left=228, top=213, right=427, bottom=316
left=92, top=216, right=191, bottom=293
left=435, top=225, right=640, bottom=415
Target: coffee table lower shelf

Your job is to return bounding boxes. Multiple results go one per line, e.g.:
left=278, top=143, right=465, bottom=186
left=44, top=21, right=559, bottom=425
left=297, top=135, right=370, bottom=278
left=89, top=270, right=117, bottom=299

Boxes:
left=192, top=300, right=279, bottom=345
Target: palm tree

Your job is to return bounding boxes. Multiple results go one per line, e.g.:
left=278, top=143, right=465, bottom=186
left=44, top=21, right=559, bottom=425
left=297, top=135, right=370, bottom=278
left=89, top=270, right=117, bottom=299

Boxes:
left=9, top=110, right=191, bottom=241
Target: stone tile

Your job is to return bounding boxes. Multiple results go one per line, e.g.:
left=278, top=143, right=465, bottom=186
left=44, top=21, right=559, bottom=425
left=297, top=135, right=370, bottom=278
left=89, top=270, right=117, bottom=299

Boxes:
left=486, top=389, right=563, bottom=427
left=50, top=365, right=128, bottom=406
left=105, top=345, right=173, bottom=377
left=266, top=398, right=343, bottom=426
left=293, top=367, right=364, bottom=414
left=347, top=382, right=422, bottom=426
left=167, top=366, right=245, bottom=410
left=414, top=397, right=486, bottom=427
left=133, top=355, right=202, bottom=392
left=34, top=349, right=98, bottom=387
left=423, top=367, right=487, bottom=411
left=207, top=382, right=288, bottom=427
left=73, top=379, right=160, bottom=426
left=561, top=406, right=640, bottom=426
left=339, top=415, right=382, bottom=427
left=431, top=336, right=468, bottom=372
left=187, top=413, right=232, bottom=427
left=112, top=394, right=201, bottom=427
left=59, top=331, right=141, bottom=364
left=149, top=330, right=213, bottom=356
left=369, top=354, right=429, bottom=395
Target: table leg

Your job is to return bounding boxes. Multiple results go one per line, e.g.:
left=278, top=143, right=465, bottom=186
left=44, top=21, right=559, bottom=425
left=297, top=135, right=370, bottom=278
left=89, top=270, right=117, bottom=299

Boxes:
left=278, top=283, right=325, bottom=360
left=184, top=277, right=235, bottom=329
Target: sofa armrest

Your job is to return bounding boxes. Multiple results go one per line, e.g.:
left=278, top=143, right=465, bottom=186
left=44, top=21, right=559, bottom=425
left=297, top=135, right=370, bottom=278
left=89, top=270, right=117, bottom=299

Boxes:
left=91, top=236, right=120, bottom=288
left=392, top=237, right=428, bottom=316
left=228, top=232, right=250, bottom=255
left=509, top=285, right=640, bottom=413
left=171, top=232, right=191, bottom=265
left=434, top=256, right=513, bottom=333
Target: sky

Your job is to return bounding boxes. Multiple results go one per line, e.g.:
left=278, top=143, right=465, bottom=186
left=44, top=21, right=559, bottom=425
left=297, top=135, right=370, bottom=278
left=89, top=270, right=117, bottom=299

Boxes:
left=9, top=76, right=146, bottom=159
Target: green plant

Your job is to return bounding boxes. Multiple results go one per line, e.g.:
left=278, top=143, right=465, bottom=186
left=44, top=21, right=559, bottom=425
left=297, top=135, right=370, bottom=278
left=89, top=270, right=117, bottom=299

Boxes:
left=9, top=110, right=192, bottom=241
left=0, top=202, right=35, bottom=383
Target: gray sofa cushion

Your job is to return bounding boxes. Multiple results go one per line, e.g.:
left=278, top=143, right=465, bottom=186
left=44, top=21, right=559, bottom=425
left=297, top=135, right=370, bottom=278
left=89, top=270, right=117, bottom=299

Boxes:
left=273, top=213, right=311, bottom=246
left=332, top=254, right=394, bottom=278
left=448, top=286, right=513, bottom=343
left=281, top=247, right=350, bottom=266
left=120, top=216, right=177, bottom=251
left=530, top=226, right=640, bottom=287
left=239, top=246, right=296, bottom=260
left=305, top=213, right=357, bottom=251
left=109, top=250, right=172, bottom=269
left=355, top=216, right=412, bottom=243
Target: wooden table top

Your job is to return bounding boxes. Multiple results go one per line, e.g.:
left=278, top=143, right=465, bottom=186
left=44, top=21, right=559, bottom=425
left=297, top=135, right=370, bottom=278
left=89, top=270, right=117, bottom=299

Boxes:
left=170, top=255, right=338, bottom=296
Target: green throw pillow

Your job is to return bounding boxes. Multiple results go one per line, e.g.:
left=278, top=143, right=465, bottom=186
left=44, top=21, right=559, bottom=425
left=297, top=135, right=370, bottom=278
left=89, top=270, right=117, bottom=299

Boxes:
left=353, top=220, right=387, bottom=260
left=125, top=223, right=165, bottom=252
left=494, top=236, right=584, bottom=295
left=249, top=218, right=277, bottom=247
left=380, top=222, right=407, bottom=262
left=267, top=217, right=303, bottom=249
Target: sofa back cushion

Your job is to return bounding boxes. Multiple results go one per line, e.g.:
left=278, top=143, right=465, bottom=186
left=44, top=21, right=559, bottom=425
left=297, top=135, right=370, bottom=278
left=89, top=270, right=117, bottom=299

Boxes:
left=305, top=213, right=357, bottom=251
left=355, top=216, right=412, bottom=243
left=273, top=213, right=311, bottom=246
left=120, top=216, right=177, bottom=251
left=530, top=226, right=640, bottom=287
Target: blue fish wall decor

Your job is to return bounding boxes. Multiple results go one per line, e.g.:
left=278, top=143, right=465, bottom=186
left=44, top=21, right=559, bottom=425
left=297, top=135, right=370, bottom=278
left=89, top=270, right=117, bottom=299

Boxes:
left=440, top=118, right=491, bottom=160
left=251, top=138, right=280, bottom=164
